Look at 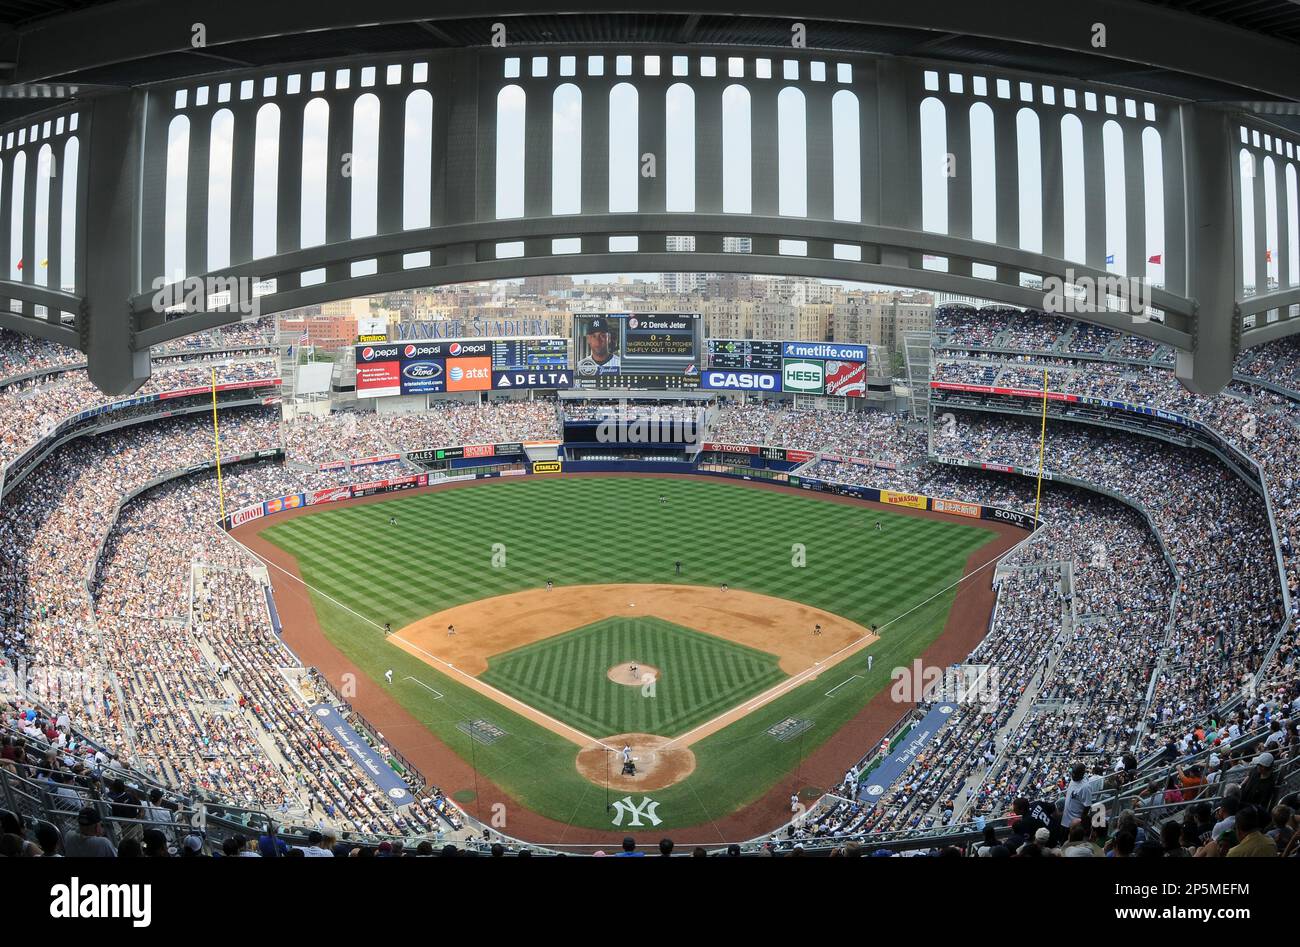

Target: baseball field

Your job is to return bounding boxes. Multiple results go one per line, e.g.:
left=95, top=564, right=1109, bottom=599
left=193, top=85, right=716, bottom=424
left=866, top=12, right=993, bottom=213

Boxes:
left=249, top=475, right=1007, bottom=837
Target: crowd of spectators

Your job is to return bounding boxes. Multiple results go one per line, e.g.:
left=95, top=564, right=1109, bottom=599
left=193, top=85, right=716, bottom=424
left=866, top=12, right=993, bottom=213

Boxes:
left=0, top=329, right=83, bottom=380
left=0, top=357, right=279, bottom=469
left=706, top=403, right=926, bottom=465
left=283, top=400, right=560, bottom=467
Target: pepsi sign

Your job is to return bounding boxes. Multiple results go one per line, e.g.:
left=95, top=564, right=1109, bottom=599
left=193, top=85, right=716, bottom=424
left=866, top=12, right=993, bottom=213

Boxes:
left=358, top=344, right=400, bottom=362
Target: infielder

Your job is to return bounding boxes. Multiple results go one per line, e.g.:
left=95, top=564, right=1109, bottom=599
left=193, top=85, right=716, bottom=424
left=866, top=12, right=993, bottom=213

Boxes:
left=384, top=669, right=393, bottom=684
left=447, top=624, right=456, bottom=636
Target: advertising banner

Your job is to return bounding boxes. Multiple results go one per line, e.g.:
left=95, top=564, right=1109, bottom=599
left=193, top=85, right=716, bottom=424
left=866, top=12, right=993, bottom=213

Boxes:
left=782, top=358, right=825, bottom=394
left=446, top=357, right=492, bottom=391
left=491, top=368, right=573, bottom=390
left=701, top=442, right=760, bottom=454
left=318, top=454, right=401, bottom=471
left=159, top=378, right=282, bottom=400
left=356, top=356, right=402, bottom=398
left=982, top=506, right=1036, bottom=530
left=308, top=486, right=353, bottom=505
left=531, top=460, right=563, bottom=474
left=880, top=489, right=929, bottom=510
left=782, top=341, right=870, bottom=362
left=823, top=360, right=866, bottom=397
left=263, top=494, right=305, bottom=515
left=357, top=338, right=568, bottom=397
left=700, top=369, right=781, bottom=392
left=930, top=381, right=1080, bottom=403
left=230, top=505, right=265, bottom=527
left=932, top=498, right=982, bottom=519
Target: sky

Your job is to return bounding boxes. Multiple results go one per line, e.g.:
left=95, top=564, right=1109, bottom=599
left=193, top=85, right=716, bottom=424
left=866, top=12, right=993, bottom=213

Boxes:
left=145, top=59, right=1298, bottom=295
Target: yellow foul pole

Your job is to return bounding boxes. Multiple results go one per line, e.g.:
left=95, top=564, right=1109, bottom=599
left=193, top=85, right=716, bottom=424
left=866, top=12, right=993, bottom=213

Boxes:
left=1029, top=366, right=1050, bottom=525
left=211, top=367, right=227, bottom=524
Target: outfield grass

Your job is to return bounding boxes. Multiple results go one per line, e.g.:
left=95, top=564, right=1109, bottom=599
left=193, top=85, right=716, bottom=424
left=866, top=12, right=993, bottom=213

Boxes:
left=260, top=475, right=998, bottom=832
left=479, top=616, right=787, bottom=738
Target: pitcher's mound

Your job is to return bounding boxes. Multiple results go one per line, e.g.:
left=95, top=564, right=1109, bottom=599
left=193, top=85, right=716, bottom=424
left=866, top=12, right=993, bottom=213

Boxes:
left=575, top=733, right=696, bottom=791
left=607, top=662, right=659, bottom=686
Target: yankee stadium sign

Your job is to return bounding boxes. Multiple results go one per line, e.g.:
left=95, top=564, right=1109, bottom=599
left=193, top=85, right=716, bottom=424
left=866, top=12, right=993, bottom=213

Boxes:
left=395, top=319, right=549, bottom=340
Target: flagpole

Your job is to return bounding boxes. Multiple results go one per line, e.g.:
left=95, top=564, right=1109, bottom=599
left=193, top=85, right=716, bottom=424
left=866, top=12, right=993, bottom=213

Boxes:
left=211, top=367, right=227, bottom=524
left=1033, top=367, right=1049, bottom=527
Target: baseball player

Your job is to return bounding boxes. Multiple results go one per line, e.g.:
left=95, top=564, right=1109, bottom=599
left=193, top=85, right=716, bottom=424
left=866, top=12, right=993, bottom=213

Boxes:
left=447, top=624, right=456, bottom=636
left=546, top=579, right=553, bottom=592
left=630, top=662, right=638, bottom=680
left=720, top=582, right=729, bottom=592
left=874, top=520, right=882, bottom=531
left=389, top=515, right=397, bottom=526
left=384, top=669, right=393, bottom=685
left=384, top=622, right=391, bottom=635
left=674, top=560, right=682, bottom=576
left=813, top=623, right=822, bottom=636
left=867, top=654, right=874, bottom=671
left=790, top=793, right=800, bottom=814
left=580, top=317, right=620, bottom=371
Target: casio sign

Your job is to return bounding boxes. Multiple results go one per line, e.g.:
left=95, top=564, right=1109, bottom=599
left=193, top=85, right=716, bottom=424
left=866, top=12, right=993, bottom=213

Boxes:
left=705, top=371, right=778, bottom=391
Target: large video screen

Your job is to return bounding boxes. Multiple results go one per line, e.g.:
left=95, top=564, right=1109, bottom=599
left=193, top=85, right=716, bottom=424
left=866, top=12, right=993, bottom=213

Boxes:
left=573, top=313, right=701, bottom=390
left=355, top=337, right=571, bottom=397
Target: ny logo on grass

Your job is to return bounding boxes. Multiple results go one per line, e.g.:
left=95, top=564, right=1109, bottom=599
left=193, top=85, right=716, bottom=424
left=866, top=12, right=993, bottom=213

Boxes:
left=610, top=795, right=662, bottom=827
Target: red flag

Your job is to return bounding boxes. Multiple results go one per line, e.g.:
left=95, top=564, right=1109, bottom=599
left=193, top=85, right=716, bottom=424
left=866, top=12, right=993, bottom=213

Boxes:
left=1147, top=253, right=1162, bottom=264
left=14, top=258, right=22, bottom=270
left=1265, top=249, right=1273, bottom=262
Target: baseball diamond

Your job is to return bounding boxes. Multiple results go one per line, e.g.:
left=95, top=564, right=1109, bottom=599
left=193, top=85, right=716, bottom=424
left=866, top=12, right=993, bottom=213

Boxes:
left=248, top=475, right=1003, bottom=834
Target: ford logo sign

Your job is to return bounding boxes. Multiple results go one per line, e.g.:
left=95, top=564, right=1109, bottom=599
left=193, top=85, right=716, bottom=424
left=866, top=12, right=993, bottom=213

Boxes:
left=403, top=361, right=443, bottom=380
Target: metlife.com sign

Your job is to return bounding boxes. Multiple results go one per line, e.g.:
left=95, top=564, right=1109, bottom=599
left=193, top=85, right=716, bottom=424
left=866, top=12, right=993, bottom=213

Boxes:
left=781, top=341, right=870, bottom=362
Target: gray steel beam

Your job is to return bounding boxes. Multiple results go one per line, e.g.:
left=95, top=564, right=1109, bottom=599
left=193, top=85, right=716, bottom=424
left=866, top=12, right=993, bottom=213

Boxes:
left=81, top=91, right=149, bottom=394
left=14, top=1, right=1300, bottom=104
left=1174, top=105, right=1238, bottom=395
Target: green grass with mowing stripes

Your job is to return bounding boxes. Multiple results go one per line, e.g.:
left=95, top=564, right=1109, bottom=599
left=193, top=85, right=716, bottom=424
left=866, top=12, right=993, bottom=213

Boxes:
left=480, top=616, right=787, bottom=738
left=260, top=475, right=999, bottom=833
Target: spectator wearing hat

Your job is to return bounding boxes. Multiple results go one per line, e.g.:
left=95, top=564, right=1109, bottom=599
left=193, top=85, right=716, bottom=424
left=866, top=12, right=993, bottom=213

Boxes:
left=1239, top=753, right=1277, bottom=810
left=63, top=806, right=116, bottom=857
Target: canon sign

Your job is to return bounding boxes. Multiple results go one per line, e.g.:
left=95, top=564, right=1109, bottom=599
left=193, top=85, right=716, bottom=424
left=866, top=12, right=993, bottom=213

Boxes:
left=702, top=370, right=780, bottom=392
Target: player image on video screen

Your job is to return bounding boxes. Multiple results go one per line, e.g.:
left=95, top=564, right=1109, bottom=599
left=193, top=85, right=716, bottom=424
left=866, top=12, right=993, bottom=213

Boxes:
left=576, top=316, right=622, bottom=376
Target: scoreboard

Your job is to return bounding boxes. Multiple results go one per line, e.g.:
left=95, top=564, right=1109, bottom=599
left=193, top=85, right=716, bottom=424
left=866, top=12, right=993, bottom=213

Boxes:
left=573, top=313, right=701, bottom=390
left=707, top=339, right=783, bottom=372
left=490, top=338, right=569, bottom=371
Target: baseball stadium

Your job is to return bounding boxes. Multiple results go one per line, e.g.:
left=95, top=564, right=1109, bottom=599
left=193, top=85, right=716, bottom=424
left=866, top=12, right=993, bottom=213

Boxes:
left=0, top=1, right=1297, bottom=891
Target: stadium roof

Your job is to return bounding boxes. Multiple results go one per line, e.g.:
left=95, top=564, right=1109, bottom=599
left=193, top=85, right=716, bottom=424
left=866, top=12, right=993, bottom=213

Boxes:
left=2, top=1, right=1300, bottom=130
